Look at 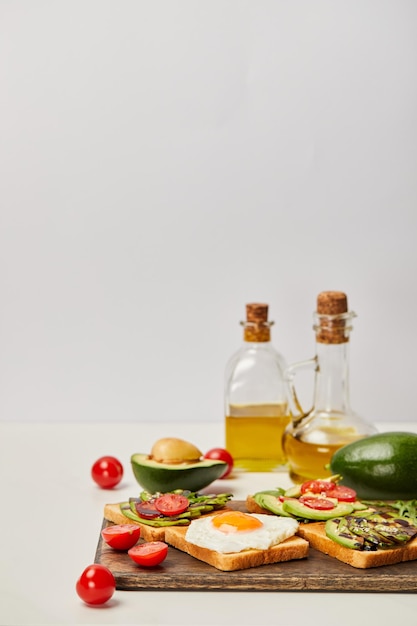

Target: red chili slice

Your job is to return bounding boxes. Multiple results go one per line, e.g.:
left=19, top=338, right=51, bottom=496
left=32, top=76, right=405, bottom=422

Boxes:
left=299, top=496, right=336, bottom=510
left=154, top=494, right=189, bottom=516
left=134, top=500, right=162, bottom=519
left=327, top=485, right=357, bottom=502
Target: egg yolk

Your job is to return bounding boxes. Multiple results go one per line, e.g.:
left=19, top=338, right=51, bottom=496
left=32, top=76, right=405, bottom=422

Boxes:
left=211, top=511, right=263, bottom=533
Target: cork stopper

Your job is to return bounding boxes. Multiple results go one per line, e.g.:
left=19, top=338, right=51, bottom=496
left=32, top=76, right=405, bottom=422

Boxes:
left=317, top=291, right=348, bottom=315
left=243, top=302, right=271, bottom=342
left=315, top=291, right=352, bottom=344
left=246, top=303, right=269, bottom=323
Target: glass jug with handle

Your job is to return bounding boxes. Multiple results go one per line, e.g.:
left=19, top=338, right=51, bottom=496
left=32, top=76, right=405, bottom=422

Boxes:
left=282, top=291, right=377, bottom=483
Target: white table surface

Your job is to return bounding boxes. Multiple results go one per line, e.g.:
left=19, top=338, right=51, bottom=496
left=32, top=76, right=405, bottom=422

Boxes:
left=1, top=420, right=416, bottom=626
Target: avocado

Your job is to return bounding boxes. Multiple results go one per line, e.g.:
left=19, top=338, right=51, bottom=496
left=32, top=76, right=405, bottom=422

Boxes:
left=282, top=499, right=354, bottom=521
left=284, top=484, right=302, bottom=498
left=254, top=489, right=285, bottom=498
left=131, top=453, right=227, bottom=493
left=254, top=493, right=294, bottom=517
left=330, top=431, right=417, bottom=500
left=325, top=518, right=364, bottom=550
left=351, top=500, right=369, bottom=511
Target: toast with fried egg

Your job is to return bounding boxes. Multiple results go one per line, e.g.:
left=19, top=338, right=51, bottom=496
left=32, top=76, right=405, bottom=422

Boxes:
left=164, top=510, right=309, bottom=571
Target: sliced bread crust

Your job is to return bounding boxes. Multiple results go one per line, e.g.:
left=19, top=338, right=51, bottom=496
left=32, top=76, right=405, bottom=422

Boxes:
left=164, top=525, right=309, bottom=571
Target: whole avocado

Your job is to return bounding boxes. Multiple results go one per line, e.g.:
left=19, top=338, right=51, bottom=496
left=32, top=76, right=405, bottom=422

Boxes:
left=330, top=431, right=417, bottom=500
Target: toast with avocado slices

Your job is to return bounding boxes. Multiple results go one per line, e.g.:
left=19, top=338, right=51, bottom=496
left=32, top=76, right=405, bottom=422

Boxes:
left=104, top=491, right=233, bottom=542
left=164, top=511, right=309, bottom=571
left=297, top=522, right=417, bottom=569
left=247, top=490, right=417, bottom=569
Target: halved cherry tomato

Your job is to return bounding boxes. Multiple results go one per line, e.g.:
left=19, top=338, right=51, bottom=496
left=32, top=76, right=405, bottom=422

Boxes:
left=134, top=500, right=162, bottom=519
left=300, top=480, right=336, bottom=495
left=204, top=448, right=234, bottom=478
left=154, top=494, right=189, bottom=516
left=299, top=496, right=336, bottom=510
left=327, top=484, right=357, bottom=502
left=128, top=542, right=168, bottom=567
left=91, top=456, right=123, bottom=489
left=76, top=564, right=115, bottom=605
left=101, top=524, right=141, bottom=550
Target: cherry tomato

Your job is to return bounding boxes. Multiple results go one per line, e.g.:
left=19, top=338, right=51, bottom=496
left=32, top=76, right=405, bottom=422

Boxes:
left=300, top=480, right=335, bottom=495
left=128, top=542, right=168, bottom=567
left=134, top=500, right=162, bottom=519
left=76, top=564, right=115, bottom=605
left=327, top=484, right=357, bottom=502
left=299, top=496, right=336, bottom=510
left=204, top=448, right=234, bottom=478
left=101, top=524, right=141, bottom=550
left=154, top=494, right=189, bottom=516
left=91, top=456, right=123, bottom=489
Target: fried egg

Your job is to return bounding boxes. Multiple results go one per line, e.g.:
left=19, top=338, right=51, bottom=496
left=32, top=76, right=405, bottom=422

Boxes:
left=185, top=511, right=299, bottom=554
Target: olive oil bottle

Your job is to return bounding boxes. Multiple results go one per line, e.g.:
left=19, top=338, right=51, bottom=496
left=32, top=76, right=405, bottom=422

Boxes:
left=225, top=303, right=290, bottom=472
left=283, top=291, right=377, bottom=483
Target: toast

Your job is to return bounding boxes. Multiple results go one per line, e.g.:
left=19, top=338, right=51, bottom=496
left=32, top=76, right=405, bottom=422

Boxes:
left=298, top=522, right=417, bottom=569
left=164, top=525, right=309, bottom=571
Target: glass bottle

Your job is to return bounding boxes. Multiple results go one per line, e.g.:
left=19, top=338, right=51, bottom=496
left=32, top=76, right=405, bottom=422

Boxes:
left=224, top=303, right=290, bottom=472
left=283, top=291, right=377, bottom=483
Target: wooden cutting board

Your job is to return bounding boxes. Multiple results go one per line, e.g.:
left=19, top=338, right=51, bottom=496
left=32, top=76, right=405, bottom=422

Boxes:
left=94, top=501, right=417, bottom=592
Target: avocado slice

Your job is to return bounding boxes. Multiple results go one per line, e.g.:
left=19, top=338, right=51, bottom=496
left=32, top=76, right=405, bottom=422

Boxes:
left=351, top=500, right=369, bottom=511
left=325, top=518, right=364, bottom=550
left=283, top=499, right=354, bottom=521
left=284, top=484, right=302, bottom=498
left=253, top=489, right=285, bottom=499
left=254, top=493, right=294, bottom=517
left=131, top=453, right=227, bottom=493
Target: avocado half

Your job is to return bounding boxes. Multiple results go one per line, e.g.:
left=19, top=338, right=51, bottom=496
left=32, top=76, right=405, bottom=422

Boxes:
left=131, top=453, right=228, bottom=493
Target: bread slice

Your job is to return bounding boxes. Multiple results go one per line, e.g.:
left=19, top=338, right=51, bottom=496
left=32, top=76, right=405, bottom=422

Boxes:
left=164, top=525, right=309, bottom=571
left=104, top=502, right=168, bottom=541
left=298, top=522, right=417, bottom=569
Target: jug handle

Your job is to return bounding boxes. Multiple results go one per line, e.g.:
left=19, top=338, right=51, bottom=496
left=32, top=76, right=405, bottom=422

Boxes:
left=285, top=356, right=317, bottom=426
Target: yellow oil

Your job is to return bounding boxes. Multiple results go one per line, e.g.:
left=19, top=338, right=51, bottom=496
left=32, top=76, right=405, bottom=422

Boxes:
left=225, top=402, right=290, bottom=472
left=283, top=427, right=362, bottom=483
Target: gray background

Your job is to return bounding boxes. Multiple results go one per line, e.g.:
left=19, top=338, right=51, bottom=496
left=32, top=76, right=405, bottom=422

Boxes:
left=1, top=1, right=416, bottom=424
